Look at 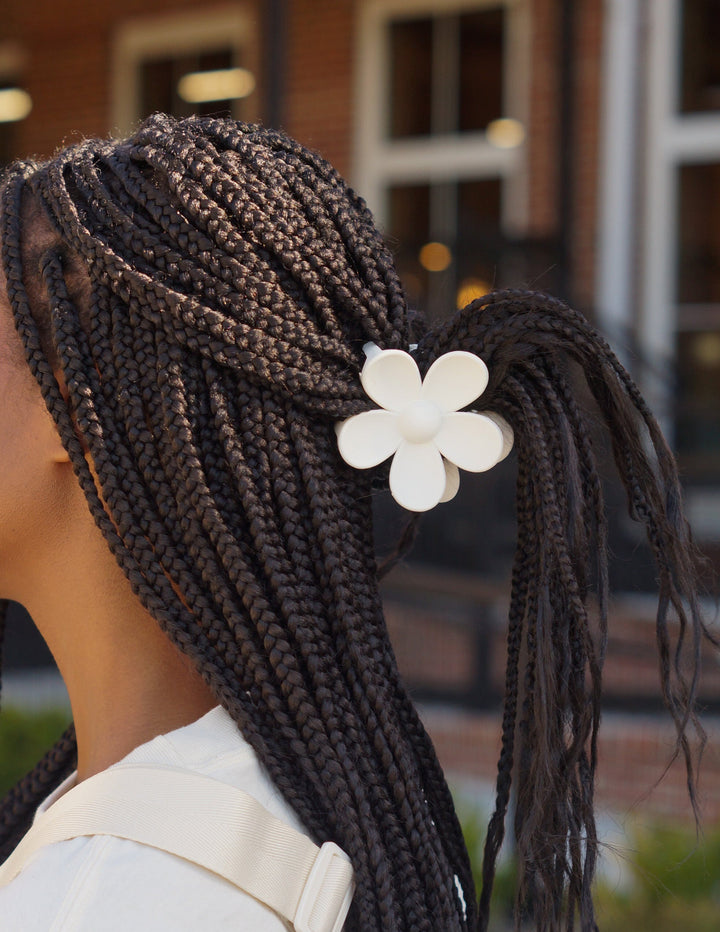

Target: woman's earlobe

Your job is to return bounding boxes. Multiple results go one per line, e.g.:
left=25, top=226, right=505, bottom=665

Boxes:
left=49, top=368, right=73, bottom=463
left=50, top=441, right=71, bottom=465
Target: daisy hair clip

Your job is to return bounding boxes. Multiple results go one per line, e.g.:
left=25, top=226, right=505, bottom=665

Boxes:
left=336, top=342, right=514, bottom=512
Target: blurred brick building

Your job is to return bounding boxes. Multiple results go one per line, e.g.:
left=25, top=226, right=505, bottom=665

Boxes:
left=1, top=0, right=719, bottom=824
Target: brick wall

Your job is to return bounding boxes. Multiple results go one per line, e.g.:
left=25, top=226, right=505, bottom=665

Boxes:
left=525, top=0, right=603, bottom=308
left=283, top=0, right=355, bottom=177
left=424, top=705, right=720, bottom=823
left=2, top=0, right=263, bottom=159
left=383, top=564, right=720, bottom=824
left=2, top=0, right=356, bottom=176
left=572, top=0, right=603, bottom=309
left=1, top=0, right=604, bottom=306
left=526, top=0, right=560, bottom=240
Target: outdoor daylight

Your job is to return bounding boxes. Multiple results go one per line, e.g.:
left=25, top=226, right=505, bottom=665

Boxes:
left=0, top=2, right=719, bottom=931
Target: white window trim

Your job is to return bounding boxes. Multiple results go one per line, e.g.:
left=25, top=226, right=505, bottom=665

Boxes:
left=111, top=5, right=258, bottom=136
left=641, top=0, right=680, bottom=417
left=353, top=0, right=530, bottom=231
left=595, top=0, right=641, bottom=362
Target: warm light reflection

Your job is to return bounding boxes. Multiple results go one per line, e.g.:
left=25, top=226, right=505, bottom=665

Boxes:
left=456, top=277, right=491, bottom=309
left=486, top=117, right=525, bottom=149
left=177, top=68, right=256, bottom=104
left=694, top=332, right=720, bottom=367
left=419, top=241, right=452, bottom=272
left=0, top=88, right=32, bottom=123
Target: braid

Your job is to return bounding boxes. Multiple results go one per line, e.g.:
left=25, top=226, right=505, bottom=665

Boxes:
left=0, top=116, right=711, bottom=931
left=414, top=289, right=714, bottom=930
left=0, top=115, right=473, bottom=930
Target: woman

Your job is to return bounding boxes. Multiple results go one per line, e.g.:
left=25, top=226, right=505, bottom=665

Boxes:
left=0, top=113, right=712, bottom=931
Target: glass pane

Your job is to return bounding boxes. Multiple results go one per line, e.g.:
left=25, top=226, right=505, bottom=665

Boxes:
left=675, top=162, right=720, bottom=472
left=387, top=180, right=508, bottom=320
left=389, top=18, right=433, bottom=137
left=140, top=59, right=175, bottom=117
left=457, top=179, right=502, bottom=237
left=198, top=49, right=236, bottom=72
left=676, top=330, right=720, bottom=461
left=459, top=9, right=505, bottom=132
left=388, top=183, right=431, bottom=244
left=456, top=178, right=502, bottom=300
left=139, top=48, right=236, bottom=121
left=387, top=184, right=431, bottom=311
left=680, top=0, right=720, bottom=113
left=0, top=123, right=17, bottom=169
left=0, top=82, right=21, bottom=168
left=677, top=162, right=720, bottom=305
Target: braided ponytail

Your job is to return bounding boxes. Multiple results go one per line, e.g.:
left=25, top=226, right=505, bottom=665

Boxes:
left=0, top=115, right=712, bottom=931
left=411, top=290, right=714, bottom=929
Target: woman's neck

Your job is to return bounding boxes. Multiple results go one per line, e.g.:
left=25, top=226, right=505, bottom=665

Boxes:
left=18, top=476, right=217, bottom=782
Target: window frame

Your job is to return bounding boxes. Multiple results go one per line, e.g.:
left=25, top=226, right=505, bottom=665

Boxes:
left=111, top=5, right=259, bottom=136
left=352, top=0, right=530, bottom=232
left=642, top=1, right=720, bottom=397
left=0, top=42, right=29, bottom=166
left=638, top=0, right=720, bottom=512
left=595, top=0, right=641, bottom=362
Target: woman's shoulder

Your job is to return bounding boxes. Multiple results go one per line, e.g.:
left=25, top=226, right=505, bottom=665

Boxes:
left=0, top=709, right=304, bottom=931
left=122, top=706, right=306, bottom=831
left=0, top=831, right=293, bottom=931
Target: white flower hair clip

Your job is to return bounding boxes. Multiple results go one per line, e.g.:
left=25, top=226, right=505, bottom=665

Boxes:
left=336, top=342, right=513, bottom=512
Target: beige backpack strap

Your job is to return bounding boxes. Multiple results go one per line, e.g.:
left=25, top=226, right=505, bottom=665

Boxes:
left=0, top=764, right=354, bottom=932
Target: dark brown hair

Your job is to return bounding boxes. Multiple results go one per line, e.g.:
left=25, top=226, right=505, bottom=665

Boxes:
left=0, top=114, right=713, bottom=931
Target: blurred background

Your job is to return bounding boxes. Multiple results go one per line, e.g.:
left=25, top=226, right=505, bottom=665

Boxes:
left=1, top=1, right=719, bottom=926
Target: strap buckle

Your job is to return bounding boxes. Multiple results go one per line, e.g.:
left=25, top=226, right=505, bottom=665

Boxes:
left=294, top=841, right=355, bottom=932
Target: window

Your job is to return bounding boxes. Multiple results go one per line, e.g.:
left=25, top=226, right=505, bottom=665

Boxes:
left=139, top=48, right=237, bottom=121
left=677, top=161, right=720, bottom=308
left=387, top=177, right=503, bottom=316
left=675, top=173, right=720, bottom=470
left=112, top=8, right=259, bottom=135
left=354, top=1, right=531, bottom=322
left=388, top=9, right=504, bottom=139
left=0, top=85, right=22, bottom=167
left=0, top=44, right=31, bottom=168
left=643, top=0, right=720, bottom=478
left=680, top=0, right=720, bottom=113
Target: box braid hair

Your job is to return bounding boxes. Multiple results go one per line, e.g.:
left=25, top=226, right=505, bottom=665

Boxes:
left=0, top=113, right=713, bottom=931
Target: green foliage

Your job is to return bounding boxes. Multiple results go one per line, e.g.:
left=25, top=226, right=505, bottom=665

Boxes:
left=456, top=792, right=720, bottom=932
left=0, top=706, right=71, bottom=796
left=455, top=792, right=518, bottom=929
left=596, top=822, right=720, bottom=932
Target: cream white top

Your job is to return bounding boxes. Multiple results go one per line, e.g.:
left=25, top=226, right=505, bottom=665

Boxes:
left=0, top=707, right=309, bottom=931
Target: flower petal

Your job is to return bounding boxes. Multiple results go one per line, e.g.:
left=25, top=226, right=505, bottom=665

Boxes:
left=361, top=349, right=421, bottom=411
left=336, top=410, right=401, bottom=468
left=435, top=412, right=504, bottom=472
left=420, top=351, right=489, bottom=412
left=389, top=440, right=446, bottom=512
left=439, top=459, right=460, bottom=503
left=483, top=412, right=514, bottom=461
